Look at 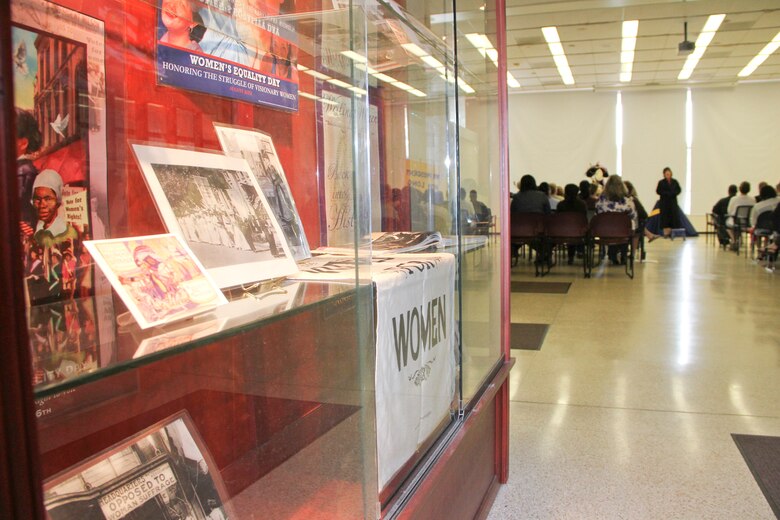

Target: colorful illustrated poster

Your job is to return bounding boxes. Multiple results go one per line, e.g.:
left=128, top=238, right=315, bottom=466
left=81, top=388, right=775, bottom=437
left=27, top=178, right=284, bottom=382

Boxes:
left=11, top=0, right=109, bottom=307
left=156, top=0, right=299, bottom=111
left=132, top=145, right=298, bottom=288
left=214, top=124, right=310, bottom=260
left=85, top=234, right=228, bottom=329
left=28, top=296, right=102, bottom=387
left=319, top=89, right=381, bottom=246
left=44, top=412, right=232, bottom=519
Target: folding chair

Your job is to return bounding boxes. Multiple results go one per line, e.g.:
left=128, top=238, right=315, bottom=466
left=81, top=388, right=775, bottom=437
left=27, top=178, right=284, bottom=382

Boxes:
left=510, top=212, right=546, bottom=276
left=544, top=212, right=590, bottom=277
left=588, top=212, right=634, bottom=279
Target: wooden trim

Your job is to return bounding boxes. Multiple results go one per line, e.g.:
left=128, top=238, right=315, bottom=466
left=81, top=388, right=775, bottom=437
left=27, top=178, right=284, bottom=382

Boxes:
left=496, top=0, right=512, bottom=485
left=474, top=475, right=501, bottom=520
left=395, top=360, right=512, bottom=518
left=0, top=4, right=45, bottom=518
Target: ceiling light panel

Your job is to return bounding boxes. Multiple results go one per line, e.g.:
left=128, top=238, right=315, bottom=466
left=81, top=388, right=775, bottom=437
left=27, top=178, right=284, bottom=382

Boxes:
left=542, top=26, right=575, bottom=85
left=621, top=20, right=638, bottom=83
left=738, top=30, right=780, bottom=78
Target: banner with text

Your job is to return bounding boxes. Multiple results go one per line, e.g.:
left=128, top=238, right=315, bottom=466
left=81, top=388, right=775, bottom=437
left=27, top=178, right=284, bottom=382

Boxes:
left=156, top=0, right=298, bottom=111
left=374, top=253, right=456, bottom=490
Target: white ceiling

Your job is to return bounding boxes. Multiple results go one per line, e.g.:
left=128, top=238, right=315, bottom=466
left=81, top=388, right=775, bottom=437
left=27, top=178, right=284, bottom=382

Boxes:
left=463, top=0, right=780, bottom=92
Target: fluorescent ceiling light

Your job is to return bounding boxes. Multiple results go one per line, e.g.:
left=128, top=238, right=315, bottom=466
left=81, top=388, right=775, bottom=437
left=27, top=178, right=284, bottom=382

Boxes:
left=392, top=81, right=414, bottom=91
left=457, top=77, right=475, bottom=94
left=408, top=89, right=427, bottom=97
left=401, top=43, right=428, bottom=57
left=372, top=72, right=398, bottom=83
left=355, top=63, right=378, bottom=74
left=541, top=26, right=560, bottom=44
left=421, top=55, right=446, bottom=70
left=327, top=78, right=353, bottom=89
left=340, top=50, right=368, bottom=63
left=738, top=30, right=780, bottom=77
left=620, top=20, right=638, bottom=83
left=678, top=14, right=725, bottom=80
left=542, top=26, right=575, bottom=85
left=304, top=69, right=331, bottom=80
left=439, top=73, right=456, bottom=84
left=299, top=91, right=338, bottom=106
left=466, top=32, right=501, bottom=68
left=465, top=33, right=493, bottom=55
left=507, top=72, right=520, bottom=88
left=296, top=64, right=309, bottom=71
left=485, top=48, right=498, bottom=66
left=349, top=86, right=368, bottom=95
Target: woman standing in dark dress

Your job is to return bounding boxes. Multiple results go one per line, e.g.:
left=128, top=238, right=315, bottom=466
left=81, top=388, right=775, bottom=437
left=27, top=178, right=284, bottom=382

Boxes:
left=656, top=166, right=681, bottom=238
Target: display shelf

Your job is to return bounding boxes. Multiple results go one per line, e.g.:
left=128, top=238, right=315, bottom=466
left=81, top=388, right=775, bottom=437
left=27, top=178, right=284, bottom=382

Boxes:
left=31, top=279, right=367, bottom=399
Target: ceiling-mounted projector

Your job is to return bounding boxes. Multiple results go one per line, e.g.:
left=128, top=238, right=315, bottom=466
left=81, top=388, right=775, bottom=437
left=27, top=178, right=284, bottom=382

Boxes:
left=678, top=21, right=695, bottom=55
left=678, top=40, right=695, bottom=55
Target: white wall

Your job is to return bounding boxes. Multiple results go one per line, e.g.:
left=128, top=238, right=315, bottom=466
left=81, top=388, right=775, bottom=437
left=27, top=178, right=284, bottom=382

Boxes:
left=507, top=83, right=780, bottom=215
left=508, top=90, right=616, bottom=189
left=622, top=90, right=687, bottom=208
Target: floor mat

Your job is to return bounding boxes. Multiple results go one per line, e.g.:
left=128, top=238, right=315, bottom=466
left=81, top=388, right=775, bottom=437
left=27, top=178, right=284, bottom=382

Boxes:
left=732, top=433, right=780, bottom=517
left=511, top=281, right=571, bottom=294
left=510, top=323, right=549, bottom=350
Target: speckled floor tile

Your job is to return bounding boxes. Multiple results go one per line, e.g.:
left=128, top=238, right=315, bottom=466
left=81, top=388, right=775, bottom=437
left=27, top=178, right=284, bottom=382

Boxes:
left=494, top=238, right=780, bottom=518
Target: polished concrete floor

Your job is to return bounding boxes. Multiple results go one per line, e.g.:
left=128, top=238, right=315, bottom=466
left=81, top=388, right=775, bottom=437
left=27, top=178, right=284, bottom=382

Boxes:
left=488, top=237, right=780, bottom=519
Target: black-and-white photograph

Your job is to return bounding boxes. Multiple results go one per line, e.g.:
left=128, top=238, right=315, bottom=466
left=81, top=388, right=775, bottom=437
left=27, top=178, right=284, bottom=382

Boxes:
left=44, top=413, right=231, bottom=520
left=132, top=145, right=298, bottom=288
left=214, top=124, right=311, bottom=261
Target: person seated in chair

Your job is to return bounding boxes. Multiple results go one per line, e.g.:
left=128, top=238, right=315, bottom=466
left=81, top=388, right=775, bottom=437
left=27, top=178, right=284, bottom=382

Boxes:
left=596, top=176, right=637, bottom=265
left=726, top=181, right=756, bottom=250
left=511, top=174, right=550, bottom=264
left=469, top=190, right=492, bottom=224
left=712, top=184, right=737, bottom=246
left=556, top=183, right=587, bottom=264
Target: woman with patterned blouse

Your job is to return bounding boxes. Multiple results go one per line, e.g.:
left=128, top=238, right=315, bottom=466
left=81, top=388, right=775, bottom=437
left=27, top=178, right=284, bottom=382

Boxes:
left=596, top=176, right=637, bottom=265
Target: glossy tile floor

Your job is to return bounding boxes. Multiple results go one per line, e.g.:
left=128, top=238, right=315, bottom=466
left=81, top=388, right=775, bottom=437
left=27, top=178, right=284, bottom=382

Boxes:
left=489, top=237, right=780, bottom=519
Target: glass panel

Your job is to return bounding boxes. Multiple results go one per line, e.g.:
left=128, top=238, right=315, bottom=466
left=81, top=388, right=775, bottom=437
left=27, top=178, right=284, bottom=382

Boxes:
left=453, top=0, right=504, bottom=405
left=10, top=0, right=377, bottom=517
left=362, top=0, right=459, bottom=505
left=7, top=0, right=508, bottom=514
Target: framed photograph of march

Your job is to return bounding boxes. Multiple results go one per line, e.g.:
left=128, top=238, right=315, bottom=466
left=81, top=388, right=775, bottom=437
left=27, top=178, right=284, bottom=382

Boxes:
left=131, top=144, right=298, bottom=288
left=213, top=124, right=311, bottom=261
left=43, top=411, right=232, bottom=519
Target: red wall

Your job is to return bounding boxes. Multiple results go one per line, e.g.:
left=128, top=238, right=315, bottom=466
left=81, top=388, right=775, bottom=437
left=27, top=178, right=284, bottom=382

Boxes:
left=50, top=0, right=323, bottom=247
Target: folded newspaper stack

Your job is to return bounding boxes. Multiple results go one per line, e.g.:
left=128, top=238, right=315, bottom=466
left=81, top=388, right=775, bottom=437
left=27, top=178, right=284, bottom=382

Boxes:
left=314, top=231, right=444, bottom=255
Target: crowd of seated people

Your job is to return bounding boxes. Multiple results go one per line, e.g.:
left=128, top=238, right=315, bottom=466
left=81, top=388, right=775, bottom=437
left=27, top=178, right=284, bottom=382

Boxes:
left=710, top=180, right=779, bottom=268
left=510, top=171, right=661, bottom=267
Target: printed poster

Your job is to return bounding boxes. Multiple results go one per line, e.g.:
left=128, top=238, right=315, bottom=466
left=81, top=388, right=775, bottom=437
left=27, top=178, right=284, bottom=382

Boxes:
left=11, top=0, right=109, bottom=306
left=132, top=145, right=298, bottom=288
left=85, top=234, right=227, bottom=329
left=156, top=0, right=299, bottom=111
left=320, top=89, right=381, bottom=246
left=214, top=124, right=311, bottom=260
left=44, top=412, right=232, bottom=520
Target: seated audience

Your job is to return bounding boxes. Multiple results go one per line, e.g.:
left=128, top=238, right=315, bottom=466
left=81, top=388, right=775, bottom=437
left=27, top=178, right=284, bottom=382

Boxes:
left=726, top=181, right=756, bottom=249
left=511, top=175, right=550, bottom=214
left=751, top=185, right=779, bottom=227
left=469, top=190, right=491, bottom=222
left=511, top=174, right=551, bottom=264
left=712, top=184, right=737, bottom=246
left=556, top=183, right=587, bottom=264
left=755, top=181, right=768, bottom=202
left=538, top=182, right=558, bottom=211
left=596, top=176, right=637, bottom=265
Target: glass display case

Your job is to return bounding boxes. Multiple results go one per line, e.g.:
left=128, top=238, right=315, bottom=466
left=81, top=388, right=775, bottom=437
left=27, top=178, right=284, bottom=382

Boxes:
left=0, top=0, right=510, bottom=518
